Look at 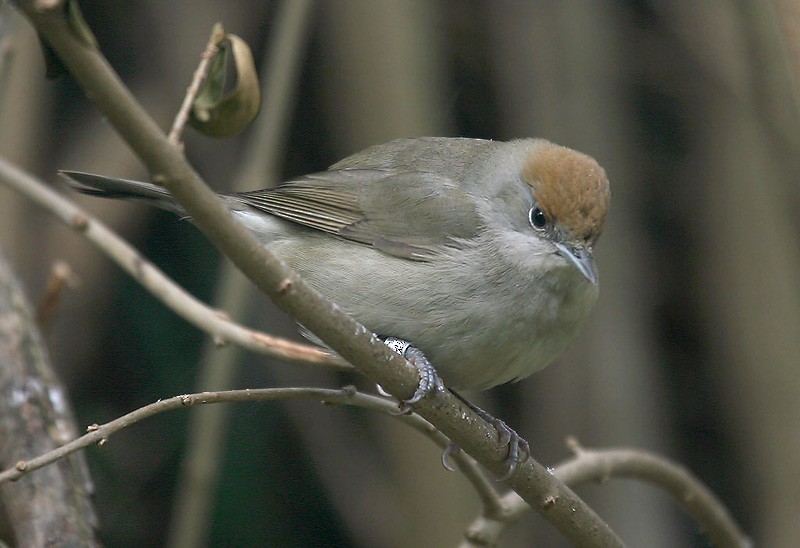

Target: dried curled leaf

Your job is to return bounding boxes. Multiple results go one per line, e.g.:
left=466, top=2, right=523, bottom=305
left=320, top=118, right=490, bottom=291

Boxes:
left=189, top=34, right=261, bottom=137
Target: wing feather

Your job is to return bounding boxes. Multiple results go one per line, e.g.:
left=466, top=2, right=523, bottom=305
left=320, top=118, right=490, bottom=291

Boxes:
left=229, top=168, right=481, bottom=261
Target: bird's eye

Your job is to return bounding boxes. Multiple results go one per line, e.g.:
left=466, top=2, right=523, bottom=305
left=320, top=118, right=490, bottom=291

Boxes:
left=528, top=207, right=548, bottom=230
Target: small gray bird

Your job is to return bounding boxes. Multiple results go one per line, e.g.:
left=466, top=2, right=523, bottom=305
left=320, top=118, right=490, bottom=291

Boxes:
left=63, top=136, right=610, bottom=474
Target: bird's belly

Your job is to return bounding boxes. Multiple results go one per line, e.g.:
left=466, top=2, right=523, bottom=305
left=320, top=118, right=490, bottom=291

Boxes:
left=264, top=230, right=598, bottom=392
left=344, top=266, right=598, bottom=391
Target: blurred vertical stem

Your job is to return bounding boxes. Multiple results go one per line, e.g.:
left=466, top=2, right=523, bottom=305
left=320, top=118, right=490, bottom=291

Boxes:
left=702, top=4, right=800, bottom=545
left=0, top=10, right=15, bottom=116
left=166, top=3, right=315, bottom=547
left=235, top=3, right=314, bottom=187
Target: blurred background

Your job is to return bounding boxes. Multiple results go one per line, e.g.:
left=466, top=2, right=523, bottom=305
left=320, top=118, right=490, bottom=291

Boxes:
left=1, top=1, right=798, bottom=546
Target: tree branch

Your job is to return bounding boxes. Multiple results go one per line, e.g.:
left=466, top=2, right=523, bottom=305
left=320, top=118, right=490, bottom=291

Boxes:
left=0, top=244, right=98, bottom=546
left=461, top=438, right=751, bottom=547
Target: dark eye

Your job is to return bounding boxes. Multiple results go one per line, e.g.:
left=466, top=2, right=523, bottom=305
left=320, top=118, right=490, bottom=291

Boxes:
left=528, top=207, right=547, bottom=230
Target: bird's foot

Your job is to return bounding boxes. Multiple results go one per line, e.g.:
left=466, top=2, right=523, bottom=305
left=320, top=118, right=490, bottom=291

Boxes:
left=451, top=392, right=530, bottom=480
left=380, top=337, right=529, bottom=478
left=382, top=337, right=446, bottom=414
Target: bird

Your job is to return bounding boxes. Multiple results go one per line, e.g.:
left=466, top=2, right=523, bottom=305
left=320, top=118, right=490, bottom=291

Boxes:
left=62, top=136, right=610, bottom=475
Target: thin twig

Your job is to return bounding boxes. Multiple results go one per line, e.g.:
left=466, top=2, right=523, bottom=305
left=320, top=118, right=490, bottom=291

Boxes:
left=461, top=440, right=752, bottom=548
left=0, top=385, right=491, bottom=503
left=168, top=23, right=225, bottom=145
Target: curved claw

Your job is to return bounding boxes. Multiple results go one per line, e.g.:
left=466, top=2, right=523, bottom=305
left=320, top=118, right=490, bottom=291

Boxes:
left=493, top=420, right=530, bottom=481
left=402, top=383, right=429, bottom=407
left=392, top=402, right=415, bottom=416
left=441, top=442, right=461, bottom=472
left=495, top=430, right=527, bottom=480
left=404, top=346, right=445, bottom=398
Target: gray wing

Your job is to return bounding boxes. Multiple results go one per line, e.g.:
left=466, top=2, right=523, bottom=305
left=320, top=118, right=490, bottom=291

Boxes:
left=230, top=168, right=482, bottom=261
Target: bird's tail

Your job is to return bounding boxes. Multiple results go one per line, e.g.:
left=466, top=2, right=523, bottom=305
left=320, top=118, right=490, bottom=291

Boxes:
left=59, top=171, right=186, bottom=215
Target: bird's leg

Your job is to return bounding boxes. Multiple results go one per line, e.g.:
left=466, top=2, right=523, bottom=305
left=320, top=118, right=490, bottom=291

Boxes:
left=380, top=337, right=529, bottom=478
left=381, top=337, right=446, bottom=413
left=450, top=391, right=530, bottom=479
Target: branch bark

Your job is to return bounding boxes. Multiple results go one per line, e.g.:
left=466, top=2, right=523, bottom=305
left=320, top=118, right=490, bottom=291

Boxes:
left=0, top=244, right=98, bottom=546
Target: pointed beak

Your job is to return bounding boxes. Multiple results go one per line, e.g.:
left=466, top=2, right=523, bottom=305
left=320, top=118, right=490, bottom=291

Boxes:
left=554, top=243, right=598, bottom=285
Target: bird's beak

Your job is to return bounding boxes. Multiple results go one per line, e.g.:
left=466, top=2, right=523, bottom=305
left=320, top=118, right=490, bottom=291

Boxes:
left=555, top=243, right=598, bottom=285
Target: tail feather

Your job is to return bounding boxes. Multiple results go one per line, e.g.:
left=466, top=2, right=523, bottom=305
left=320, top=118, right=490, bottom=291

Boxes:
left=59, top=171, right=185, bottom=214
